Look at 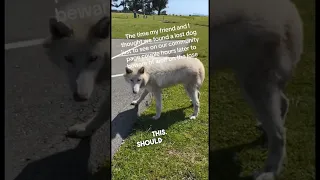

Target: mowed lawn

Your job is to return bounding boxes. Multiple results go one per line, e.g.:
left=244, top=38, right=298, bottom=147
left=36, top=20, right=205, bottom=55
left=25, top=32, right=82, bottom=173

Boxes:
left=111, top=13, right=209, bottom=179
left=210, top=0, right=315, bottom=180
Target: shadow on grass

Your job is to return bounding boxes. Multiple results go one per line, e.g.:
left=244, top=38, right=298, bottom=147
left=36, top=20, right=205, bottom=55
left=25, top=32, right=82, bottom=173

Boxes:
left=210, top=134, right=266, bottom=180
left=132, top=105, right=192, bottom=132
left=14, top=138, right=110, bottom=180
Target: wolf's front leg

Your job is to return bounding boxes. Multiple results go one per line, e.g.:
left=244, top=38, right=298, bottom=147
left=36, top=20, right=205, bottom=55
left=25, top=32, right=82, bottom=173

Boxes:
left=66, top=97, right=110, bottom=138
left=152, top=90, right=162, bottom=120
left=131, top=89, right=149, bottom=105
left=67, top=116, right=97, bottom=138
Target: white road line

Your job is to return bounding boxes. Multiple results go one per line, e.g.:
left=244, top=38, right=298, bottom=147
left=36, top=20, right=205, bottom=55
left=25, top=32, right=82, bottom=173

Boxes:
left=6, top=38, right=183, bottom=79
left=111, top=41, right=148, bottom=60
left=111, top=73, right=124, bottom=78
left=5, top=38, right=125, bottom=79
left=110, top=40, right=149, bottom=78
left=5, top=38, right=45, bottom=50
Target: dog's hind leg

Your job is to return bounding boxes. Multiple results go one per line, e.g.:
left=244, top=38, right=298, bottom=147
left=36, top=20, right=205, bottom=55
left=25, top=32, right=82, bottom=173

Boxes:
left=279, top=89, right=289, bottom=124
left=241, top=76, right=286, bottom=180
left=185, top=85, right=200, bottom=119
left=242, top=87, right=289, bottom=149
left=184, top=85, right=193, bottom=103
left=152, top=90, right=162, bottom=120
left=185, top=84, right=201, bottom=104
left=184, top=85, right=200, bottom=105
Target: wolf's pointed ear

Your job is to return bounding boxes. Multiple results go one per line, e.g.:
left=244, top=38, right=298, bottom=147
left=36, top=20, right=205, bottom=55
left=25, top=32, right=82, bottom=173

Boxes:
left=125, top=67, right=133, bottom=74
left=138, top=67, right=145, bottom=74
left=49, top=17, right=73, bottom=39
left=92, top=16, right=110, bottom=39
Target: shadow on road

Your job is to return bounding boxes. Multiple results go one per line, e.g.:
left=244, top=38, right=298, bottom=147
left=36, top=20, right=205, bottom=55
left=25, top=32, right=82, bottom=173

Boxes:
left=111, top=106, right=139, bottom=140
left=14, top=138, right=110, bottom=180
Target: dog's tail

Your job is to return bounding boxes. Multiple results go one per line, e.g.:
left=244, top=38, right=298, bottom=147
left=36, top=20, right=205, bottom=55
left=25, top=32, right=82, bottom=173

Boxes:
left=286, top=1, right=304, bottom=67
left=197, top=58, right=205, bottom=89
left=277, top=1, right=303, bottom=86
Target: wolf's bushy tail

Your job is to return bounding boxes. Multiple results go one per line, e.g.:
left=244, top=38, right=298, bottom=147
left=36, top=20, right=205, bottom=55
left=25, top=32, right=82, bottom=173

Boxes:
left=197, top=59, right=205, bottom=89
left=277, top=1, right=303, bottom=83
left=287, top=1, right=304, bottom=67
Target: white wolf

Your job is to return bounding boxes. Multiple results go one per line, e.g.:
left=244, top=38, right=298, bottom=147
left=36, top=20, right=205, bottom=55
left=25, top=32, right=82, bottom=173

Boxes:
left=42, top=0, right=111, bottom=137
left=124, top=56, right=205, bottom=120
left=211, top=0, right=303, bottom=179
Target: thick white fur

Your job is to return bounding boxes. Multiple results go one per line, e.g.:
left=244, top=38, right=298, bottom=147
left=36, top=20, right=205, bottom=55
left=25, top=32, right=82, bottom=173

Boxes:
left=124, top=56, right=205, bottom=120
left=43, top=0, right=111, bottom=138
left=211, top=0, right=303, bottom=179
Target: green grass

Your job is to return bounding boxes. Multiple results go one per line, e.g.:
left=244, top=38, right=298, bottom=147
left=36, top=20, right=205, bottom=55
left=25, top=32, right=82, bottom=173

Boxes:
left=111, top=13, right=209, bottom=179
left=209, top=0, right=315, bottom=179
left=110, top=0, right=315, bottom=178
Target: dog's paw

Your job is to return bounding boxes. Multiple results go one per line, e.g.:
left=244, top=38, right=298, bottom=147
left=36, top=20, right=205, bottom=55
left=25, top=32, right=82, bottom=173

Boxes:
left=66, top=123, right=94, bottom=138
left=253, top=171, right=276, bottom=180
left=131, top=100, right=138, bottom=105
left=189, top=115, right=197, bottom=120
left=152, top=115, right=160, bottom=120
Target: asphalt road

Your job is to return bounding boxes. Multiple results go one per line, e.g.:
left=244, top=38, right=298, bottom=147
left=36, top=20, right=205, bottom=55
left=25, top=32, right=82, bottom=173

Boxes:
left=5, top=43, right=111, bottom=180
left=5, top=0, right=80, bottom=43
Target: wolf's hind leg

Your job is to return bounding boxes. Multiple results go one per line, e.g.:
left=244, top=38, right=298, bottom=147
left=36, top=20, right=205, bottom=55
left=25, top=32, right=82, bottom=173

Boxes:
left=185, top=85, right=200, bottom=104
left=242, top=77, right=286, bottom=180
left=152, top=90, right=162, bottom=120
left=184, top=85, right=194, bottom=104
left=241, top=77, right=289, bottom=149
left=280, top=91, right=289, bottom=124
left=185, top=85, right=200, bottom=119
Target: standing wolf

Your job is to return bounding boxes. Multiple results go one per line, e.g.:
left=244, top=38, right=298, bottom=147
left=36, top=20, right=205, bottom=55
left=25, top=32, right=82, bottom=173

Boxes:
left=211, top=0, right=303, bottom=179
left=43, top=0, right=111, bottom=137
left=124, top=57, right=205, bottom=120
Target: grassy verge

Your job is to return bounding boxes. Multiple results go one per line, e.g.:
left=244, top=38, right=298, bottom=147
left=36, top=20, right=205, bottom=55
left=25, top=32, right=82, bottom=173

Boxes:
left=209, top=0, right=315, bottom=179
left=111, top=13, right=209, bottom=179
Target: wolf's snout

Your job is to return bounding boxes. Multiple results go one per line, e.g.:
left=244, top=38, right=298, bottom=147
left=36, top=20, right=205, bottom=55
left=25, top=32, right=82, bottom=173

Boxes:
left=133, top=84, right=140, bottom=94
left=73, top=92, right=89, bottom=102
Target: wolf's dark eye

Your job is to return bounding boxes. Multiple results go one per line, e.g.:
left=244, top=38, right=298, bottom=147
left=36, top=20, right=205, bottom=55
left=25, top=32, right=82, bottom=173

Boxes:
left=64, top=55, right=73, bottom=63
left=130, top=79, right=133, bottom=82
left=88, top=55, right=98, bottom=63
left=137, top=79, right=141, bottom=82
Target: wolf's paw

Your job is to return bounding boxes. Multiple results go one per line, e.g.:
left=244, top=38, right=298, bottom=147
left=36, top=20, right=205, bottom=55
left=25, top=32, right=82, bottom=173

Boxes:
left=66, top=123, right=94, bottom=138
left=131, top=100, right=138, bottom=105
left=152, top=115, right=161, bottom=120
left=253, top=171, right=276, bottom=180
left=189, top=115, right=197, bottom=120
